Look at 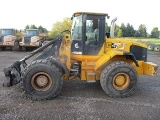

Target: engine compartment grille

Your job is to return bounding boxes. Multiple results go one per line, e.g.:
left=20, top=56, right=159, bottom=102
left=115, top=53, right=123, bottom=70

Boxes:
left=24, top=37, right=31, bottom=45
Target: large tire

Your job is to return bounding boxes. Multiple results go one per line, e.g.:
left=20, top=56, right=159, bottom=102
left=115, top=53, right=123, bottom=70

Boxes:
left=100, top=61, right=137, bottom=98
left=147, top=44, right=155, bottom=51
left=21, top=60, right=63, bottom=100
left=12, top=41, right=20, bottom=51
left=154, top=45, right=160, bottom=52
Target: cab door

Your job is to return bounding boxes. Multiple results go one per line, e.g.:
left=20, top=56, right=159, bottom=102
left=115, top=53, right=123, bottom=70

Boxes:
left=83, top=15, right=106, bottom=55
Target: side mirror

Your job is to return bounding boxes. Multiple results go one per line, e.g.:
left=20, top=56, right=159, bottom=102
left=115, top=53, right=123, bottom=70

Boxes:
left=107, top=15, right=110, bottom=19
left=106, top=32, right=110, bottom=38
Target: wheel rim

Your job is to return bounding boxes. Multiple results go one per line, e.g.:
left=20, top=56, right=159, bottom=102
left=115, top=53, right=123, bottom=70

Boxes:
left=31, top=72, right=52, bottom=91
left=112, top=73, right=130, bottom=90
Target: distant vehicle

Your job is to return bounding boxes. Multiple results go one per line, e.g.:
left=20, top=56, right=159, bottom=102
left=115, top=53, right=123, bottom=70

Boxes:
left=19, top=29, right=48, bottom=51
left=0, top=28, right=23, bottom=51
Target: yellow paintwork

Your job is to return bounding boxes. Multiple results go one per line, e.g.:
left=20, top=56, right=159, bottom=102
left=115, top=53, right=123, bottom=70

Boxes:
left=130, top=61, right=143, bottom=75
left=95, top=49, right=124, bottom=70
left=71, top=55, right=100, bottom=62
left=58, top=34, right=158, bottom=81
left=94, top=54, right=110, bottom=70
left=142, top=62, right=158, bottom=76
left=73, top=12, right=108, bottom=17
left=112, top=73, right=130, bottom=90
left=59, top=34, right=71, bottom=69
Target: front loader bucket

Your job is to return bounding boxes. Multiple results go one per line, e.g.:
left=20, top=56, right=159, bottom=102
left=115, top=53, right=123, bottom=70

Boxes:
left=3, top=61, right=21, bottom=87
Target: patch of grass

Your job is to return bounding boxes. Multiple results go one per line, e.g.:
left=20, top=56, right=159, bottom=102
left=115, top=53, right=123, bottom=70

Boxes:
left=115, top=38, right=160, bottom=45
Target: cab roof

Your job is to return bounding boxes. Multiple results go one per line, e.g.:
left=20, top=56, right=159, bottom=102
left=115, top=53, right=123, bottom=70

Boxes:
left=73, top=12, right=109, bottom=17
left=1, top=28, right=15, bottom=30
left=26, top=29, right=38, bottom=31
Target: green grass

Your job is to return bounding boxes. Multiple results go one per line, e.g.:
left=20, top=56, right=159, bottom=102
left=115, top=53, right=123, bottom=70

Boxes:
left=115, top=38, right=160, bottom=45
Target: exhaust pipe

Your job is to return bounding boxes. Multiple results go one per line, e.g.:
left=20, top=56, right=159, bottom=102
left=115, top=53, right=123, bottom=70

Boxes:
left=110, top=17, right=117, bottom=38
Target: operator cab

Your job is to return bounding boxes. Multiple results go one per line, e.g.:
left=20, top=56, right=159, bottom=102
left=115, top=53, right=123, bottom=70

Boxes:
left=71, top=12, right=109, bottom=55
left=0, top=29, right=16, bottom=36
left=26, top=29, right=38, bottom=36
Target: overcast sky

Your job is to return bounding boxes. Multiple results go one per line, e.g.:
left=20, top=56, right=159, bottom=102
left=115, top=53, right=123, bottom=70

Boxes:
left=0, top=0, right=159, bottom=33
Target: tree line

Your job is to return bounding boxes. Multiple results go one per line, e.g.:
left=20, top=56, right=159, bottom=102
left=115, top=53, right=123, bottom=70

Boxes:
left=49, top=18, right=159, bottom=38
left=111, top=23, right=159, bottom=38
left=24, top=25, right=48, bottom=33
left=23, top=18, right=159, bottom=39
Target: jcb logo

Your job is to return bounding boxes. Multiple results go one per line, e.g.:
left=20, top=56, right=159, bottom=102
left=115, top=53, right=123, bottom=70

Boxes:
left=75, top=43, right=79, bottom=48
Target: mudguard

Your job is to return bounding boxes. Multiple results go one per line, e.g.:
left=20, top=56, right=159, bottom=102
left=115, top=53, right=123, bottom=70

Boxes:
left=94, top=49, right=138, bottom=70
left=48, top=57, right=69, bottom=75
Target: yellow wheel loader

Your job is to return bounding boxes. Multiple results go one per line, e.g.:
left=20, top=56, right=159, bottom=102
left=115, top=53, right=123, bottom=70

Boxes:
left=0, top=28, right=23, bottom=51
left=3, top=12, right=158, bottom=100
left=19, top=29, right=47, bottom=51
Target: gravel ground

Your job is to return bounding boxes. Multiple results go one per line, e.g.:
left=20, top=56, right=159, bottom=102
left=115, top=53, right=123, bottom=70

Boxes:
left=0, top=51, right=160, bottom=120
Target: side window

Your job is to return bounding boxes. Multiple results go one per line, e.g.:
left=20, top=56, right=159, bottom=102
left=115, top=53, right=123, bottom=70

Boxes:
left=85, top=19, right=99, bottom=46
left=71, top=15, right=83, bottom=54
left=71, top=16, right=82, bottom=40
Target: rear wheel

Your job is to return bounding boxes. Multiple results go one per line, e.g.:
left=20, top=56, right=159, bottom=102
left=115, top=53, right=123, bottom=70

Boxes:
left=22, top=60, right=63, bottom=100
left=100, top=61, right=137, bottom=98
left=12, top=41, right=19, bottom=51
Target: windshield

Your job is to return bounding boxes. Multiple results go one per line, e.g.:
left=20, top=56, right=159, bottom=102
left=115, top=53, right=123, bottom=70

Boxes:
left=26, top=30, right=38, bottom=36
left=1, top=29, right=13, bottom=35
left=71, top=15, right=82, bottom=40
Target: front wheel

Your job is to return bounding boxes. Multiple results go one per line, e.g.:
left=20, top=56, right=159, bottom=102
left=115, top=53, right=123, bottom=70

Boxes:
left=22, top=60, right=63, bottom=100
left=100, top=61, right=137, bottom=98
